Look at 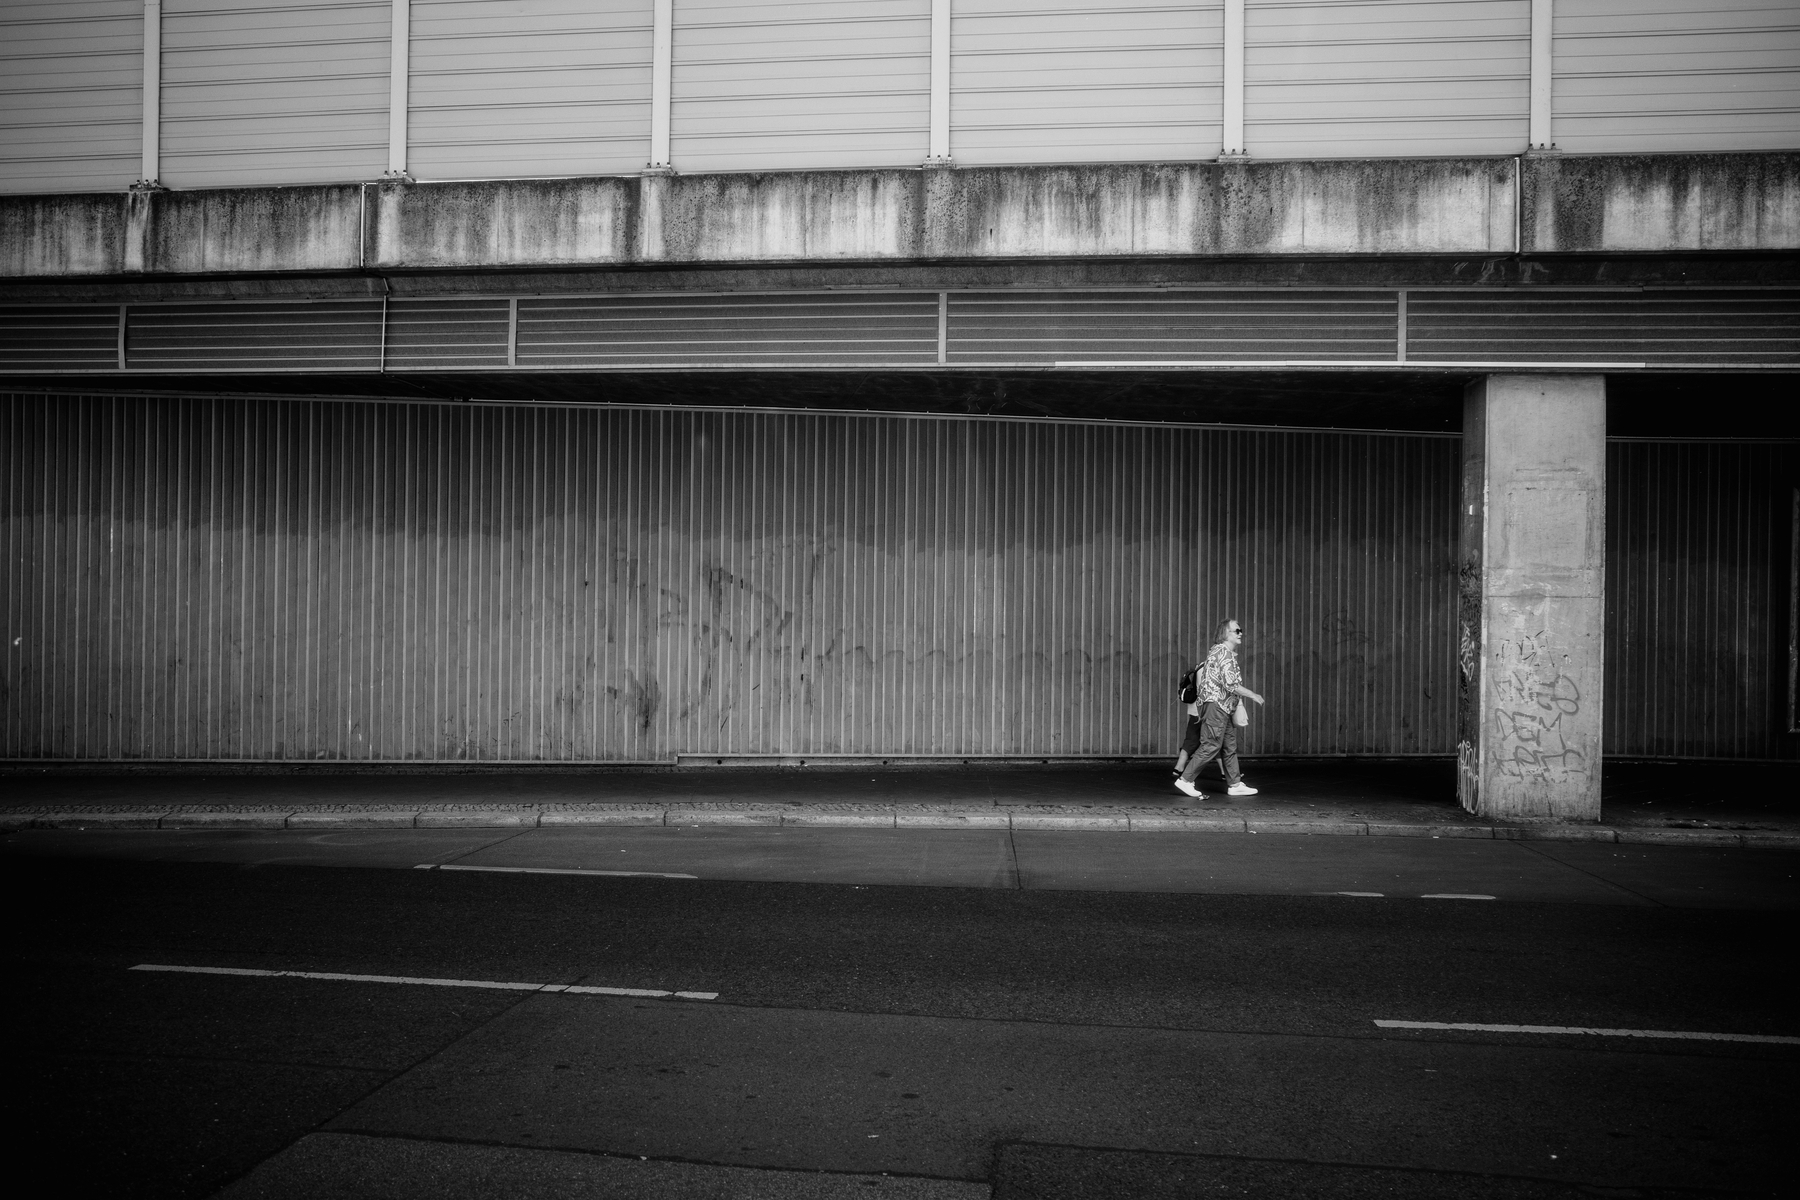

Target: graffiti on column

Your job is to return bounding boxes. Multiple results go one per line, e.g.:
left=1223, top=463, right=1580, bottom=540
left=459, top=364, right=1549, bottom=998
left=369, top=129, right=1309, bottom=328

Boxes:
left=1455, top=561, right=1482, bottom=810
left=1488, top=631, right=1587, bottom=781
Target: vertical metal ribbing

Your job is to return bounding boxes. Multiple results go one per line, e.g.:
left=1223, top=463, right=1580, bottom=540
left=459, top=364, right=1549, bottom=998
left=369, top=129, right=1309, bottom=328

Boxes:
left=1791, top=483, right=1798, bottom=737
left=1604, top=440, right=1792, bottom=758
left=0, top=395, right=1564, bottom=762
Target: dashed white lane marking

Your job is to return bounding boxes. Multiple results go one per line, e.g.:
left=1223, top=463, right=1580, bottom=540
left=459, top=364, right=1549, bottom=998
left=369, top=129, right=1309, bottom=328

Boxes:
left=1333, top=891, right=1385, bottom=897
left=1420, top=893, right=1496, bottom=900
left=415, top=863, right=698, bottom=879
left=1375, top=1020, right=1799, bottom=1045
left=130, top=963, right=717, bottom=1001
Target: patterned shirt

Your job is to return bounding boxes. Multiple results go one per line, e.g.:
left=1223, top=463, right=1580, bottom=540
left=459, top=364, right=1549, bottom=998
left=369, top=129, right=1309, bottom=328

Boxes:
left=1197, top=642, right=1241, bottom=709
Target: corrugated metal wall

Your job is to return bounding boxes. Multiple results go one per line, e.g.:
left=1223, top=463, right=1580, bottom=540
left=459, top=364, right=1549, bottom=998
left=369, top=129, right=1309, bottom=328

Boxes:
left=1, top=392, right=1459, bottom=762
left=0, top=0, right=142, bottom=195
left=161, top=0, right=390, bottom=187
left=409, top=0, right=653, bottom=181
left=1606, top=440, right=1799, bottom=760
left=1246, top=0, right=1530, bottom=159
left=951, top=0, right=1223, bottom=166
left=671, top=0, right=931, bottom=173
left=1554, top=0, right=1800, bottom=154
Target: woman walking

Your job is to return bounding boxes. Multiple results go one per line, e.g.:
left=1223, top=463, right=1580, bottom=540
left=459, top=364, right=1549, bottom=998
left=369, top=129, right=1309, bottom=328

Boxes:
left=1175, top=617, right=1264, bottom=799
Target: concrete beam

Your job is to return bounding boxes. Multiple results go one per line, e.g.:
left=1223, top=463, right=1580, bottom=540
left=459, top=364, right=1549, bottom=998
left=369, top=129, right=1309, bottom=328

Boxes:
left=1457, top=375, right=1606, bottom=823
left=0, top=194, right=125, bottom=277
left=647, top=170, right=920, bottom=263
left=148, top=185, right=363, bottom=274
left=1521, top=151, right=1800, bottom=253
left=370, top=177, right=636, bottom=269
left=3, top=153, right=1796, bottom=280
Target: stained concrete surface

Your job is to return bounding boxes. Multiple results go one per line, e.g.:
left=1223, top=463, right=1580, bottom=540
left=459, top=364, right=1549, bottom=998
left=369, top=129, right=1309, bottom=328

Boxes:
left=10, top=152, right=1796, bottom=279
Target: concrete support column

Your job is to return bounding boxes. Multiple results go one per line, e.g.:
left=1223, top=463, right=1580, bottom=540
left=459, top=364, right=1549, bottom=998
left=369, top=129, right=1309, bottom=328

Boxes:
left=1457, top=375, right=1605, bottom=822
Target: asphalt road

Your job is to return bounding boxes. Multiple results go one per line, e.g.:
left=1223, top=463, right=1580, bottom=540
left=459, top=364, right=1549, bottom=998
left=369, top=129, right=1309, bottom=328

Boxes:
left=6, top=829, right=1795, bottom=1199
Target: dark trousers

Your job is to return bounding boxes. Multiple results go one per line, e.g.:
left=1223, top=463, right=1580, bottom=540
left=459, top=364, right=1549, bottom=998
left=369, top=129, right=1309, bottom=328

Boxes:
left=1179, top=702, right=1240, bottom=786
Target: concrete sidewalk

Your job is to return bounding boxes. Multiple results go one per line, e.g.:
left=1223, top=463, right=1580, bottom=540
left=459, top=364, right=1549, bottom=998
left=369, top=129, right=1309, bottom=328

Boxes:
left=3, top=760, right=1795, bottom=848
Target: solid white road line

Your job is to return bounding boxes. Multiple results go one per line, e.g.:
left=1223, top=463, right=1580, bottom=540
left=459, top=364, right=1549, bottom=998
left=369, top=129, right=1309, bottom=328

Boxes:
left=1375, top=1020, right=1800, bottom=1045
left=130, top=963, right=718, bottom=1001
left=1420, top=893, right=1496, bottom=900
left=415, top=863, right=698, bottom=879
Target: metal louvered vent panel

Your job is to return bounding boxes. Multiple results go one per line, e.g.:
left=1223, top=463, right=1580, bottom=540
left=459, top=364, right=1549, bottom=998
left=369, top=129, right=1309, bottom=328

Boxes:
left=516, top=293, right=942, bottom=367
left=0, top=306, right=118, bottom=369
left=385, top=298, right=512, bottom=370
left=949, top=290, right=1400, bottom=364
left=126, top=301, right=384, bottom=370
left=1407, top=290, right=1800, bottom=364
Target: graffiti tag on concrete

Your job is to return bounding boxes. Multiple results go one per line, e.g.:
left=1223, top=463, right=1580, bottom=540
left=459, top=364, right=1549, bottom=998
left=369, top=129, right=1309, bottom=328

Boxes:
left=1489, top=632, right=1587, bottom=780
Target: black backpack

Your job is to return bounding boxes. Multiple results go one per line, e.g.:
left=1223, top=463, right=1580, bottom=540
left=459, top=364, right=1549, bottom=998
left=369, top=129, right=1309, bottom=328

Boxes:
left=1177, top=665, right=1200, bottom=704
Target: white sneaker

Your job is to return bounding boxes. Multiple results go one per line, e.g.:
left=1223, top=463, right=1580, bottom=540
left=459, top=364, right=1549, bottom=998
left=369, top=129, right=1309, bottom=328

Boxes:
left=1227, top=782, right=1258, bottom=796
left=1174, top=779, right=1201, bottom=798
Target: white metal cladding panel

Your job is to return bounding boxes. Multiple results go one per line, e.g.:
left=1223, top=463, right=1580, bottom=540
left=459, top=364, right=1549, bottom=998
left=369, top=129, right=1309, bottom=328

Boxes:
left=1554, top=0, right=1800, bottom=153
left=516, top=293, right=942, bottom=367
left=410, top=0, right=653, bottom=180
left=1406, top=290, right=1800, bottom=364
left=0, top=1, right=142, bottom=194
left=161, top=0, right=390, bottom=187
left=1244, top=0, right=1530, bottom=159
left=1, top=393, right=1459, bottom=760
left=126, top=301, right=385, bottom=370
left=952, top=1, right=1224, bottom=166
left=0, top=306, right=120, bottom=369
left=948, top=290, right=1400, bottom=363
left=671, top=0, right=930, bottom=172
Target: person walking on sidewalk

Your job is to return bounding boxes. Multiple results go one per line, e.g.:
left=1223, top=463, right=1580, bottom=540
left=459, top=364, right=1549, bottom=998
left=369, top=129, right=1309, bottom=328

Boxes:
left=1175, top=617, right=1264, bottom=799
left=1173, top=658, right=1204, bottom=778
